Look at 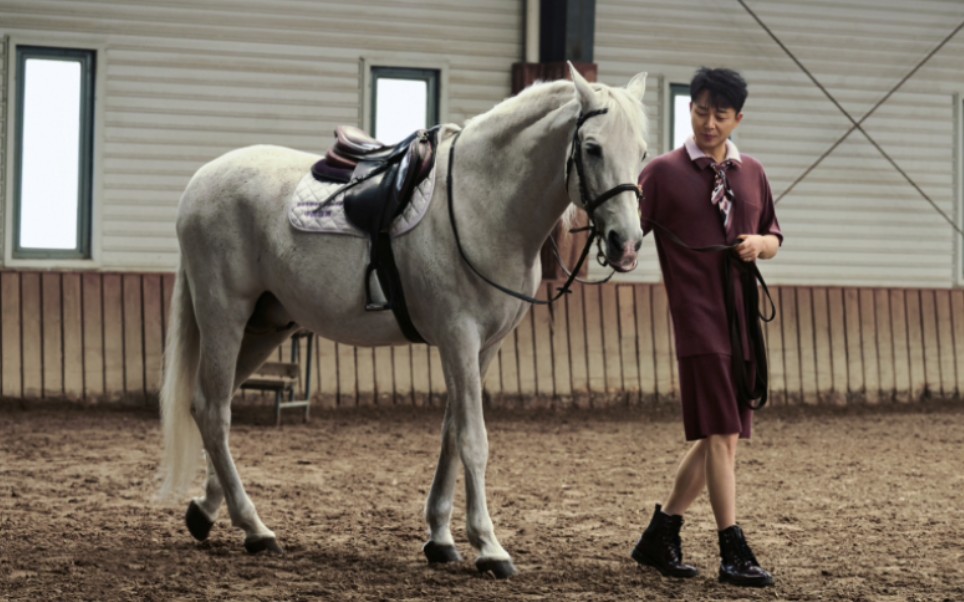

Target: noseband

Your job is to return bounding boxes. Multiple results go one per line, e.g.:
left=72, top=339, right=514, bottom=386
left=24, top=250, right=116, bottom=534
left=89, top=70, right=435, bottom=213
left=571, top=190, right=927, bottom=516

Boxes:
left=447, top=108, right=641, bottom=306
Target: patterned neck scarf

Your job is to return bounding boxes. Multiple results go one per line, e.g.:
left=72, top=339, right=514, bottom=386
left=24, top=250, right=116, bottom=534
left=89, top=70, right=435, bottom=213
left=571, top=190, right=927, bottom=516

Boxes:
left=684, top=137, right=741, bottom=229
left=705, top=159, right=734, bottom=228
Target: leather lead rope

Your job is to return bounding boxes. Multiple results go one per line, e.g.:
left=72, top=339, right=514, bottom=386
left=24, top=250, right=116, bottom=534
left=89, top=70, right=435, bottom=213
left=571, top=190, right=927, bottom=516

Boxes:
left=724, top=252, right=773, bottom=410
left=644, top=218, right=776, bottom=410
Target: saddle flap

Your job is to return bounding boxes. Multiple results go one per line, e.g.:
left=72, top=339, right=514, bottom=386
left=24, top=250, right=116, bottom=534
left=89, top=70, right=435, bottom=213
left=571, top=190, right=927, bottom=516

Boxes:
left=343, top=161, right=400, bottom=234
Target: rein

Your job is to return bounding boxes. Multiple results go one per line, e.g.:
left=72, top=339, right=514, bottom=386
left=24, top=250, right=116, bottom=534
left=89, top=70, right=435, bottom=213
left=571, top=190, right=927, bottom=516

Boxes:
left=446, top=109, right=638, bottom=306
left=644, top=218, right=777, bottom=410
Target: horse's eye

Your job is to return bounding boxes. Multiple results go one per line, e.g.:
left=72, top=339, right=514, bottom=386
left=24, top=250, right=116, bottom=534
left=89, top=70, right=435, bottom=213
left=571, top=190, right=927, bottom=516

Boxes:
left=585, top=143, right=602, bottom=158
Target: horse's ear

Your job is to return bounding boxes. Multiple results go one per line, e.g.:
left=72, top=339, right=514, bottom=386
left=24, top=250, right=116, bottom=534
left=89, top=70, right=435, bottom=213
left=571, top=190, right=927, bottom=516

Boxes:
left=567, top=61, right=595, bottom=110
left=626, top=71, right=648, bottom=103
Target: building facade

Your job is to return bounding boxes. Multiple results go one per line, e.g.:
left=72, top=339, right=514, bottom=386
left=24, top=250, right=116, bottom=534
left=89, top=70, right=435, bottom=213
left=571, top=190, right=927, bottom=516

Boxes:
left=1, top=0, right=962, bottom=407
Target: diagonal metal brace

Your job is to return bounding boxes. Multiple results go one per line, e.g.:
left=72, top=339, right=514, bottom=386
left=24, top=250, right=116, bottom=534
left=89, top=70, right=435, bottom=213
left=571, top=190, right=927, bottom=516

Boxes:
left=737, top=0, right=964, bottom=236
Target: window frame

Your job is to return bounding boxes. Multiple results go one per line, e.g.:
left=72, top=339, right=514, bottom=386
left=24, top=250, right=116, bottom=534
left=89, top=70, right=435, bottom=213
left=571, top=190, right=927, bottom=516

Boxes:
left=11, top=45, right=95, bottom=260
left=358, top=57, right=448, bottom=142
left=668, top=82, right=691, bottom=153
left=369, top=66, right=439, bottom=143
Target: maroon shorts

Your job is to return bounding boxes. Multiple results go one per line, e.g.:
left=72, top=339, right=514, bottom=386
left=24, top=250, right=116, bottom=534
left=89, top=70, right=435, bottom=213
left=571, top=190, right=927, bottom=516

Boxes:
left=677, top=353, right=752, bottom=441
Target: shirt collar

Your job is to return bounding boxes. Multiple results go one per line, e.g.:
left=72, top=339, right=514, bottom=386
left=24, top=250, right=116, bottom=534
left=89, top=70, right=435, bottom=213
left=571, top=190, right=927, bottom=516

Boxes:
left=684, top=136, right=742, bottom=165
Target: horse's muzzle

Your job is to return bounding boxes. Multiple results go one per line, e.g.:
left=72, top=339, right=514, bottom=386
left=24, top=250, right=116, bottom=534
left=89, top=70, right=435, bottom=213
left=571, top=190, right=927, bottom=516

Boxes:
left=610, top=255, right=639, bottom=273
left=606, top=231, right=641, bottom=272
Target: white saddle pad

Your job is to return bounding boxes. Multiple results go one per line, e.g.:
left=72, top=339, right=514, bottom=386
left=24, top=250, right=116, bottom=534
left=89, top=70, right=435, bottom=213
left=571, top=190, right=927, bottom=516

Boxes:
left=288, top=124, right=460, bottom=238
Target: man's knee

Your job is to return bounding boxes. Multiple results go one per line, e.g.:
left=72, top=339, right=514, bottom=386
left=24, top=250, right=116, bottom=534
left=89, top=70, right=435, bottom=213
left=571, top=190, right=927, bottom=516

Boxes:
left=706, top=433, right=739, bottom=457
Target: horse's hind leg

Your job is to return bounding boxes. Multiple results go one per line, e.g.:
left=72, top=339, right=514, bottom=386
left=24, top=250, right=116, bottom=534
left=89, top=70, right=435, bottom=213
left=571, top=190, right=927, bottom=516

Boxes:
left=191, top=295, right=282, bottom=553
left=187, top=320, right=298, bottom=542
left=423, top=402, right=462, bottom=563
left=186, top=454, right=224, bottom=542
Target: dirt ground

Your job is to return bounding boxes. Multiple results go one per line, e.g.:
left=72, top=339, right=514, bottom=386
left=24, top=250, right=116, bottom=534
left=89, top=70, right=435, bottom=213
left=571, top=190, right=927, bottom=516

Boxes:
left=1, top=400, right=963, bottom=601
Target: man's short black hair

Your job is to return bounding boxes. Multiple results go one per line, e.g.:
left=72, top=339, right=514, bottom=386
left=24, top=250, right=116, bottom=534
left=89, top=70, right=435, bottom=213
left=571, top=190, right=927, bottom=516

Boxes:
left=690, top=67, right=748, bottom=113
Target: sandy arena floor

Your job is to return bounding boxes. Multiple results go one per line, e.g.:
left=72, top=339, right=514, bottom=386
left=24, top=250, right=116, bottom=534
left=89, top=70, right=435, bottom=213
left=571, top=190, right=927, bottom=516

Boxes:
left=1, top=400, right=963, bottom=601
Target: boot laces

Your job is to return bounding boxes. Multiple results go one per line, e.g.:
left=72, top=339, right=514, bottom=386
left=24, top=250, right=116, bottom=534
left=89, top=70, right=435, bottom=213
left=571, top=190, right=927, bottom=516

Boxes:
left=734, top=534, right=760, bottom=567
left=661, top=529, right=684, bottom=562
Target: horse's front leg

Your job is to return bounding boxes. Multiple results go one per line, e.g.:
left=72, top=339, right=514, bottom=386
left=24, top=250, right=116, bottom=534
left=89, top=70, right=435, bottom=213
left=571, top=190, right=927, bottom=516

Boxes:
left=423, top=344, right=501, bottom=565
left=422, top=345, right=499, bottom=564
left=432, top=339, right=516, bottom=578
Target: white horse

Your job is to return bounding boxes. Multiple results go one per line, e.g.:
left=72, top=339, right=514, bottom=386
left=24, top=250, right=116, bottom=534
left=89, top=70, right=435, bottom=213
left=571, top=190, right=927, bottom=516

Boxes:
left=159, top=63, right=648, bottom=578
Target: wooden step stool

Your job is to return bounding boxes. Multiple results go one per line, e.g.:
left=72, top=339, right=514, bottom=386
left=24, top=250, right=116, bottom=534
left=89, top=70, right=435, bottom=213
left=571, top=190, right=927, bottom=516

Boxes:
left=240, top=330, right=313, bottom=425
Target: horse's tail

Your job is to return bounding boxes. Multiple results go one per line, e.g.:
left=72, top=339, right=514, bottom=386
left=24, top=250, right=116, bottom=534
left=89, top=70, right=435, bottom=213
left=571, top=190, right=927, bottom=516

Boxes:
left=157, top=262, right=203, bottom=501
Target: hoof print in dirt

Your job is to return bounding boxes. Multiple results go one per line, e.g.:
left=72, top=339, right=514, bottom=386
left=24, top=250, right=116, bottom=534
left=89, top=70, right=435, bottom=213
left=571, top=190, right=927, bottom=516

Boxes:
left=423, top=541, right=463, bottom=564
left=185, top=501, right=214, bottom=542
left=244, top=536, right=284, bottom=555
left=475, top=558, right=518, bottom=579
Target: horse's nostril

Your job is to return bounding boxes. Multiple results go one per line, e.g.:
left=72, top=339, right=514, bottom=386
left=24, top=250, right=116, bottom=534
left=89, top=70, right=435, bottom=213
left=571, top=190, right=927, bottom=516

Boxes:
left=607, top=230, right=623, bottom=252
left=634, top=240, right=642, bottom=252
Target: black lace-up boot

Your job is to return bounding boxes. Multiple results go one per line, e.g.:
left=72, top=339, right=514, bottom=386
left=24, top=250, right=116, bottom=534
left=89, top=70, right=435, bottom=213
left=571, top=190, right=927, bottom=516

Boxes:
left=717, top=524, right=774, bottom=587
left=631, top=504, right=699, bottom=578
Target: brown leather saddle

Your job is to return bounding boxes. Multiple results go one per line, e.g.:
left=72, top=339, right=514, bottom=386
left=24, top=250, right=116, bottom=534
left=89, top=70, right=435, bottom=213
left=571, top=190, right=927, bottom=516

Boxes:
left=311, top=125, right=436, bottom=233
left=308, top=125, right=439, bottom=343
left=312, top=125, right=433, bottom=178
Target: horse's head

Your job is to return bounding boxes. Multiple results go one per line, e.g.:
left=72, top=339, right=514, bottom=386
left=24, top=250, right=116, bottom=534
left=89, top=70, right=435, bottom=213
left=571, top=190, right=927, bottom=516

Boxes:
left=566, top=63, right=648, bottom=273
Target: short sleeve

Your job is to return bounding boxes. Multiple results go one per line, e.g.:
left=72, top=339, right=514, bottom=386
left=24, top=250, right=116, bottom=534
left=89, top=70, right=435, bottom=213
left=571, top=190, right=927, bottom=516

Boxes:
left=757, top=171, right=783, bottom=245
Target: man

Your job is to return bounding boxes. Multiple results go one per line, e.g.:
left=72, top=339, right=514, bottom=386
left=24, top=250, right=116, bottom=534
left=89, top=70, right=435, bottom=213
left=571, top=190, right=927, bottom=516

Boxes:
left=630, top=67, right=782, bottom=587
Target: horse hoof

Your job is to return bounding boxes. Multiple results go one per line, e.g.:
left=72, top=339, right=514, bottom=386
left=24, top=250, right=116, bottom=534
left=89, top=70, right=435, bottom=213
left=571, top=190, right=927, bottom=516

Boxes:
left=475, top=558, right=518, bottom=579
left=423, top=541, right=462, bottom=564
left=244, top=536, right=284, bottom=555
left=185, top=501, right=214, bottom=542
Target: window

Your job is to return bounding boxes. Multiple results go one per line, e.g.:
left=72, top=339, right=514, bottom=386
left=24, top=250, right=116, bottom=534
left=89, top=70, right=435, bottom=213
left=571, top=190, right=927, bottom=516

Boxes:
left=12, top=46, right=95, bottom=259
left=370, top=67, right=439, bottom=144
left=669, top=83, right=690, bottom=151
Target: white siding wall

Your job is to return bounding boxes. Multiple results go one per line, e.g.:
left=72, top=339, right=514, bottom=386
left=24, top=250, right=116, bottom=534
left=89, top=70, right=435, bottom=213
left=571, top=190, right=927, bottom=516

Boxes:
left=0, top=0, right=521, bottom=270
left=4, top=0, right=963, bottom=288
left=597, top=0, right=964, bottom=288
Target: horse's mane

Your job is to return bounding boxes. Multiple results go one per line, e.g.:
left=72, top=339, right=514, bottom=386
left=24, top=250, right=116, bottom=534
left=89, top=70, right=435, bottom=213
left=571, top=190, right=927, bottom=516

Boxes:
left=560, top=203, right=579, bottom=231
left=466, top=79, right=648, bottom=150
left=463, top=80, right=575, bottom=132
left=465, top=78, right=647, bottom=234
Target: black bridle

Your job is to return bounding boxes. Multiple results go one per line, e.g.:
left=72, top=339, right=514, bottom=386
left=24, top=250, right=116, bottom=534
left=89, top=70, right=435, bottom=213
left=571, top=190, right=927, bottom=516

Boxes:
left=447, top=108, right=641, bottom=306
left=566, top=108, right=642, bottom=218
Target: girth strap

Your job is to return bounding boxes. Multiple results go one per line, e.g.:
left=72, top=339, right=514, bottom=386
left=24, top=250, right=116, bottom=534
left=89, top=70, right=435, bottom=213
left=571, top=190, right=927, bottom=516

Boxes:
left=371, top=232, right=426, bottom=344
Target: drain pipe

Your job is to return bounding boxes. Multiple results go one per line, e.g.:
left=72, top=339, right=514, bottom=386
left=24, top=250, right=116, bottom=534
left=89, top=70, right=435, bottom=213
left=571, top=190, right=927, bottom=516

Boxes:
left=525, top=0, right=540, bottom=64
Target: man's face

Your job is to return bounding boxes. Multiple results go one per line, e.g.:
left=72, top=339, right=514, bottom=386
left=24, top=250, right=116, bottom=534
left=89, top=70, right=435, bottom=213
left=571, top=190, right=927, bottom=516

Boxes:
left=690, top=90, right=743, bottom=155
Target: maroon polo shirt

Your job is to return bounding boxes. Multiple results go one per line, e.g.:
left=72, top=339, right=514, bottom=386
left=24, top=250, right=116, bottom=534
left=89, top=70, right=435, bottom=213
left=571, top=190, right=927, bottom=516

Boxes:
left=639, top=142, right=783, bottom=358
